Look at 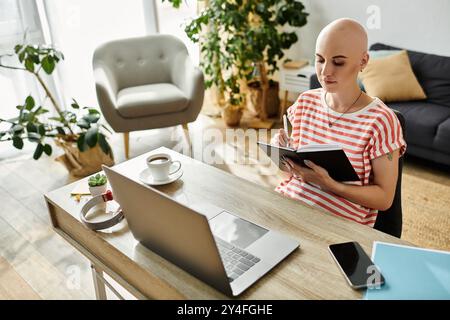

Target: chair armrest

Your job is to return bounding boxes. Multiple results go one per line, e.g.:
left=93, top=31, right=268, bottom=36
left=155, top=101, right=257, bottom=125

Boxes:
left=170, top=52, right=204, bottom=118
left=171, top=53, right=204, bottom=100
left=93, top=63, right=119, bottom=120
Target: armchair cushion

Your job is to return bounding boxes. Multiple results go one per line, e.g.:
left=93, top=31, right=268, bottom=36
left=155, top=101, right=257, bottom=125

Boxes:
left=117, top=83, right=189, bottom=118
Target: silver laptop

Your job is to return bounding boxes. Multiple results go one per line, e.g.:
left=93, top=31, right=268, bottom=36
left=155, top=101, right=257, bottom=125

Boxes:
left=102, top=165, right=299, bottom=296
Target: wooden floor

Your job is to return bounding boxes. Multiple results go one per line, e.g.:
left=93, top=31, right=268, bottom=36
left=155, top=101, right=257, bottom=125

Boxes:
left=0, top=112, right=449, bottom=299
left=0, top=113, right=279, bottom=300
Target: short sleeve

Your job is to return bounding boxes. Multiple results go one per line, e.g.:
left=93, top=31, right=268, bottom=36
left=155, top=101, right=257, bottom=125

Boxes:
left=287, top=92, right=308, bottom=124
left=367, top=110, right=407, bottom=160
left=286, top=100, right=297, bottom=125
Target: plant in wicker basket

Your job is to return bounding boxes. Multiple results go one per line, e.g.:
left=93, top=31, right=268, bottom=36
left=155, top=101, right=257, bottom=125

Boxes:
left=0, top=43, right=114, bottom=176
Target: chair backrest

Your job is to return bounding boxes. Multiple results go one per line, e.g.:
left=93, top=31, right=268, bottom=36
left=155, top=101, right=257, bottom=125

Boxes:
left=374, top=110, right=406, bottom=238
left=93, top=34, right=188, bottom=91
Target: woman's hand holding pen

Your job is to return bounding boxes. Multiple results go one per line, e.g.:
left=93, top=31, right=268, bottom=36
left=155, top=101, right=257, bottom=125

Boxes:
left=272, top=115, right=293, bottom=148
left=274, top=129, right=293, bottom=147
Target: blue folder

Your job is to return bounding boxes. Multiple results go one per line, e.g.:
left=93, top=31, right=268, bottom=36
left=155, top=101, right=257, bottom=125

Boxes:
left=364, top=242, right=450, bottom=300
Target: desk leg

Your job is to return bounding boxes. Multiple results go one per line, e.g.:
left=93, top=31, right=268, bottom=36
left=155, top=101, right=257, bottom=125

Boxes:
left=91, top=264, right=107, bottom=300
left=91, top=263, right=126, bottom=300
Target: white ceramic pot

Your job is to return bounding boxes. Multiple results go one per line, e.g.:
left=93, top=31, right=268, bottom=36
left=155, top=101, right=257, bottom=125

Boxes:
left=89, top=183, right=107, bottom=197
left=89, top=183, right=107, bottom=210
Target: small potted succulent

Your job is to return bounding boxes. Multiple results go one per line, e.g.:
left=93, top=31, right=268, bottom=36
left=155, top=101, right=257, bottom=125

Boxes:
left=88, top=173, right=108, bottom=197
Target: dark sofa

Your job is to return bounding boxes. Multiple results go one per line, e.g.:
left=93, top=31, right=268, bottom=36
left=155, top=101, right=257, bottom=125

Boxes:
left=310, top=43, right=450, bottom=167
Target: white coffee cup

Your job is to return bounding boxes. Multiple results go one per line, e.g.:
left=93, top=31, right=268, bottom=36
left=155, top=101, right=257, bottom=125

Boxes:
left=146, top=153, right=181, bottom=181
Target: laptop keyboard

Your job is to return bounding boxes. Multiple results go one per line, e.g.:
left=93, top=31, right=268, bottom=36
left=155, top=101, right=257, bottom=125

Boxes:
left=215, top=237, right=261, bottom=282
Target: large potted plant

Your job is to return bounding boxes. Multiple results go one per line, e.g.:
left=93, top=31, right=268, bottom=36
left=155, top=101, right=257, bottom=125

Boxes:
left=165, top=0, right=308, bottom=121
left=0, top=43, right=114, bottom=176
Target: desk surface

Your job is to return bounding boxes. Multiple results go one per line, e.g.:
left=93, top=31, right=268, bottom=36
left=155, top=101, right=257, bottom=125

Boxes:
left=45, top=147, right=410, bottom=299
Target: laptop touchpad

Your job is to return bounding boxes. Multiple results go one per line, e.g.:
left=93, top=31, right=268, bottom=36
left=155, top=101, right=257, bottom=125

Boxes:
left=209, top=211, right=268, bottom=249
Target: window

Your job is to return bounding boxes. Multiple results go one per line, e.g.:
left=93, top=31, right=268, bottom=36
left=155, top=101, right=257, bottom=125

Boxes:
left=156, top=0, right=199, bottom=65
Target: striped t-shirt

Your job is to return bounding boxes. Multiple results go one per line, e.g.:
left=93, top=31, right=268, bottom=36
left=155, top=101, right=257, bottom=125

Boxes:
left=275, top=88, right=406, bottom=227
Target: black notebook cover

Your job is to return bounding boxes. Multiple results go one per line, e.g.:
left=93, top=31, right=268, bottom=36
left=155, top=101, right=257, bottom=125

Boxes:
left=258, top=142, right=360, bottom=182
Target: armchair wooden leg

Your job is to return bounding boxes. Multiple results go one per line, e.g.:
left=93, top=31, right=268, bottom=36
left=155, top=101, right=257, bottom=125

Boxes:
left=182, top=123, right=192, bottom=156
left=124, top=132, right=130, bottom=159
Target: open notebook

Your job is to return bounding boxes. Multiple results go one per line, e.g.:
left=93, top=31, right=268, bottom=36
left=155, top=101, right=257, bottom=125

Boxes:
left=257, top=142, right=360, bottom=182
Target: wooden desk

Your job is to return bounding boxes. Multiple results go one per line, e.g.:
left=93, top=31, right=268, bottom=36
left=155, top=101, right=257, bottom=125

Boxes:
left=45, top=147, right=409, bottom=299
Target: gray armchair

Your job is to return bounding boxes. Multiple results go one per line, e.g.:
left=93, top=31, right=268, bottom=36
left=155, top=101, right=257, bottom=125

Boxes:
left=93, top=34, right=204, bottom=158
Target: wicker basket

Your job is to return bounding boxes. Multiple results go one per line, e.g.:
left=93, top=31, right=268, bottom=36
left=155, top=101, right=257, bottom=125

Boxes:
left=247, top=80, right=280, bottom=118
left=222, top=104, right=243, bottom=127
left=55, top=139, right=114, bottom=177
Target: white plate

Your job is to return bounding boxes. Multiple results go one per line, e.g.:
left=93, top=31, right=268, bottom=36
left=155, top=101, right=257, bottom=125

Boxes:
left=138, top=166, right=183, bottom=186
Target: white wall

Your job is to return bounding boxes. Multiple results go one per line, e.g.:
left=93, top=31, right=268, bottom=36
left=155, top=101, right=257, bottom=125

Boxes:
left=287, top=0, right=450, bottom=62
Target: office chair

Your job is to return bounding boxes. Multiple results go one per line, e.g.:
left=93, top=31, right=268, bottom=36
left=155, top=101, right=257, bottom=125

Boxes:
left=309, top=75, right=405, bottom=237
left=93, top=34, right=204, bottom=159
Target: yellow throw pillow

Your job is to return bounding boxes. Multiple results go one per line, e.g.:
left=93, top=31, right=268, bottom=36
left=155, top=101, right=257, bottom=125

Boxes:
left=361, top=50, right=427, bottom=102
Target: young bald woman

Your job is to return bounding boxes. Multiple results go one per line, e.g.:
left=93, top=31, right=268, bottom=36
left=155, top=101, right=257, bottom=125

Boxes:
left=273, top=18, right=406, bottom=227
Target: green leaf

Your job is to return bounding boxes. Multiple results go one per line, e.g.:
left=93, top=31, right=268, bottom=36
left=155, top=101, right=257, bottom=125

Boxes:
left=83, top=113, right=100, bottom=124
left=98, top=133, right=110, bottom=155
left=43, top=144, right=52, bottom=156
left=11, top=124, right=24, bottom=133
left=41, top=55, right=55, bottom=74
left=77, top=133, right=88, bottom=152
left=18, top=51, right=25, bottom=63
left=85, top=126, right=98, bottom=148
left=33, top=143, right=44, bottom=160
left=88, top=108, right=100, bottom=115
left=12, top=136, right=24, bottom=149
left=36, top=107, right=49, bottom=115
left=56, top=127, right=65, bottom=135
left=38, top=124, right=45, bottom=136
left=27, top=112, right=35, bottom=123
left=27, top=132, right=41, bottom=142
left=14, top=44, right=22, bottom=54
left=25, top=58, right=35, bottom=72
left=77, top=119, right=90, bottom=129
left=62, top=111, right=77, bottom=123
left=31, top=54, right=40, bottom=64
left=26, top=122, right=37, bottom=133
left=25, top=95, right=35, bottom=110
left=71, top=99, right=80, bottom=109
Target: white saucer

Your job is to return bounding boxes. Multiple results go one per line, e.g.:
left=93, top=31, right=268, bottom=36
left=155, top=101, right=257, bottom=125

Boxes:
left=138, top=166, right=183, bottom=186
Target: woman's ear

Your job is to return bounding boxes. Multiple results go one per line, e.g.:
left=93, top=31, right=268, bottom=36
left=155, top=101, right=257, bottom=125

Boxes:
left=360, top=52, right=369, bottom=72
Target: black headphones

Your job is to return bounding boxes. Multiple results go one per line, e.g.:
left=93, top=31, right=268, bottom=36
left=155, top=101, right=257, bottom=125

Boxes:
left=80, top=190, right=124, bottom=231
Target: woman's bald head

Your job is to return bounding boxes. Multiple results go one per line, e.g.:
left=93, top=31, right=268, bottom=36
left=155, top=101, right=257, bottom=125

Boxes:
left=316, top=18, right=368, bottom=56
left=315, top=18, right=369, bottom=92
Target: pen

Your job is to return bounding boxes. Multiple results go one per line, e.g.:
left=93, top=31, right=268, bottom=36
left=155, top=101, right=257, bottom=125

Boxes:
left=283, top=114, right=290, bottom=147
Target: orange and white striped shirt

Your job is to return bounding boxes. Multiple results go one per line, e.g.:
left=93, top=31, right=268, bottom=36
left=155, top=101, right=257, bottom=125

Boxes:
left=275, top=88, right=406, bottom=227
